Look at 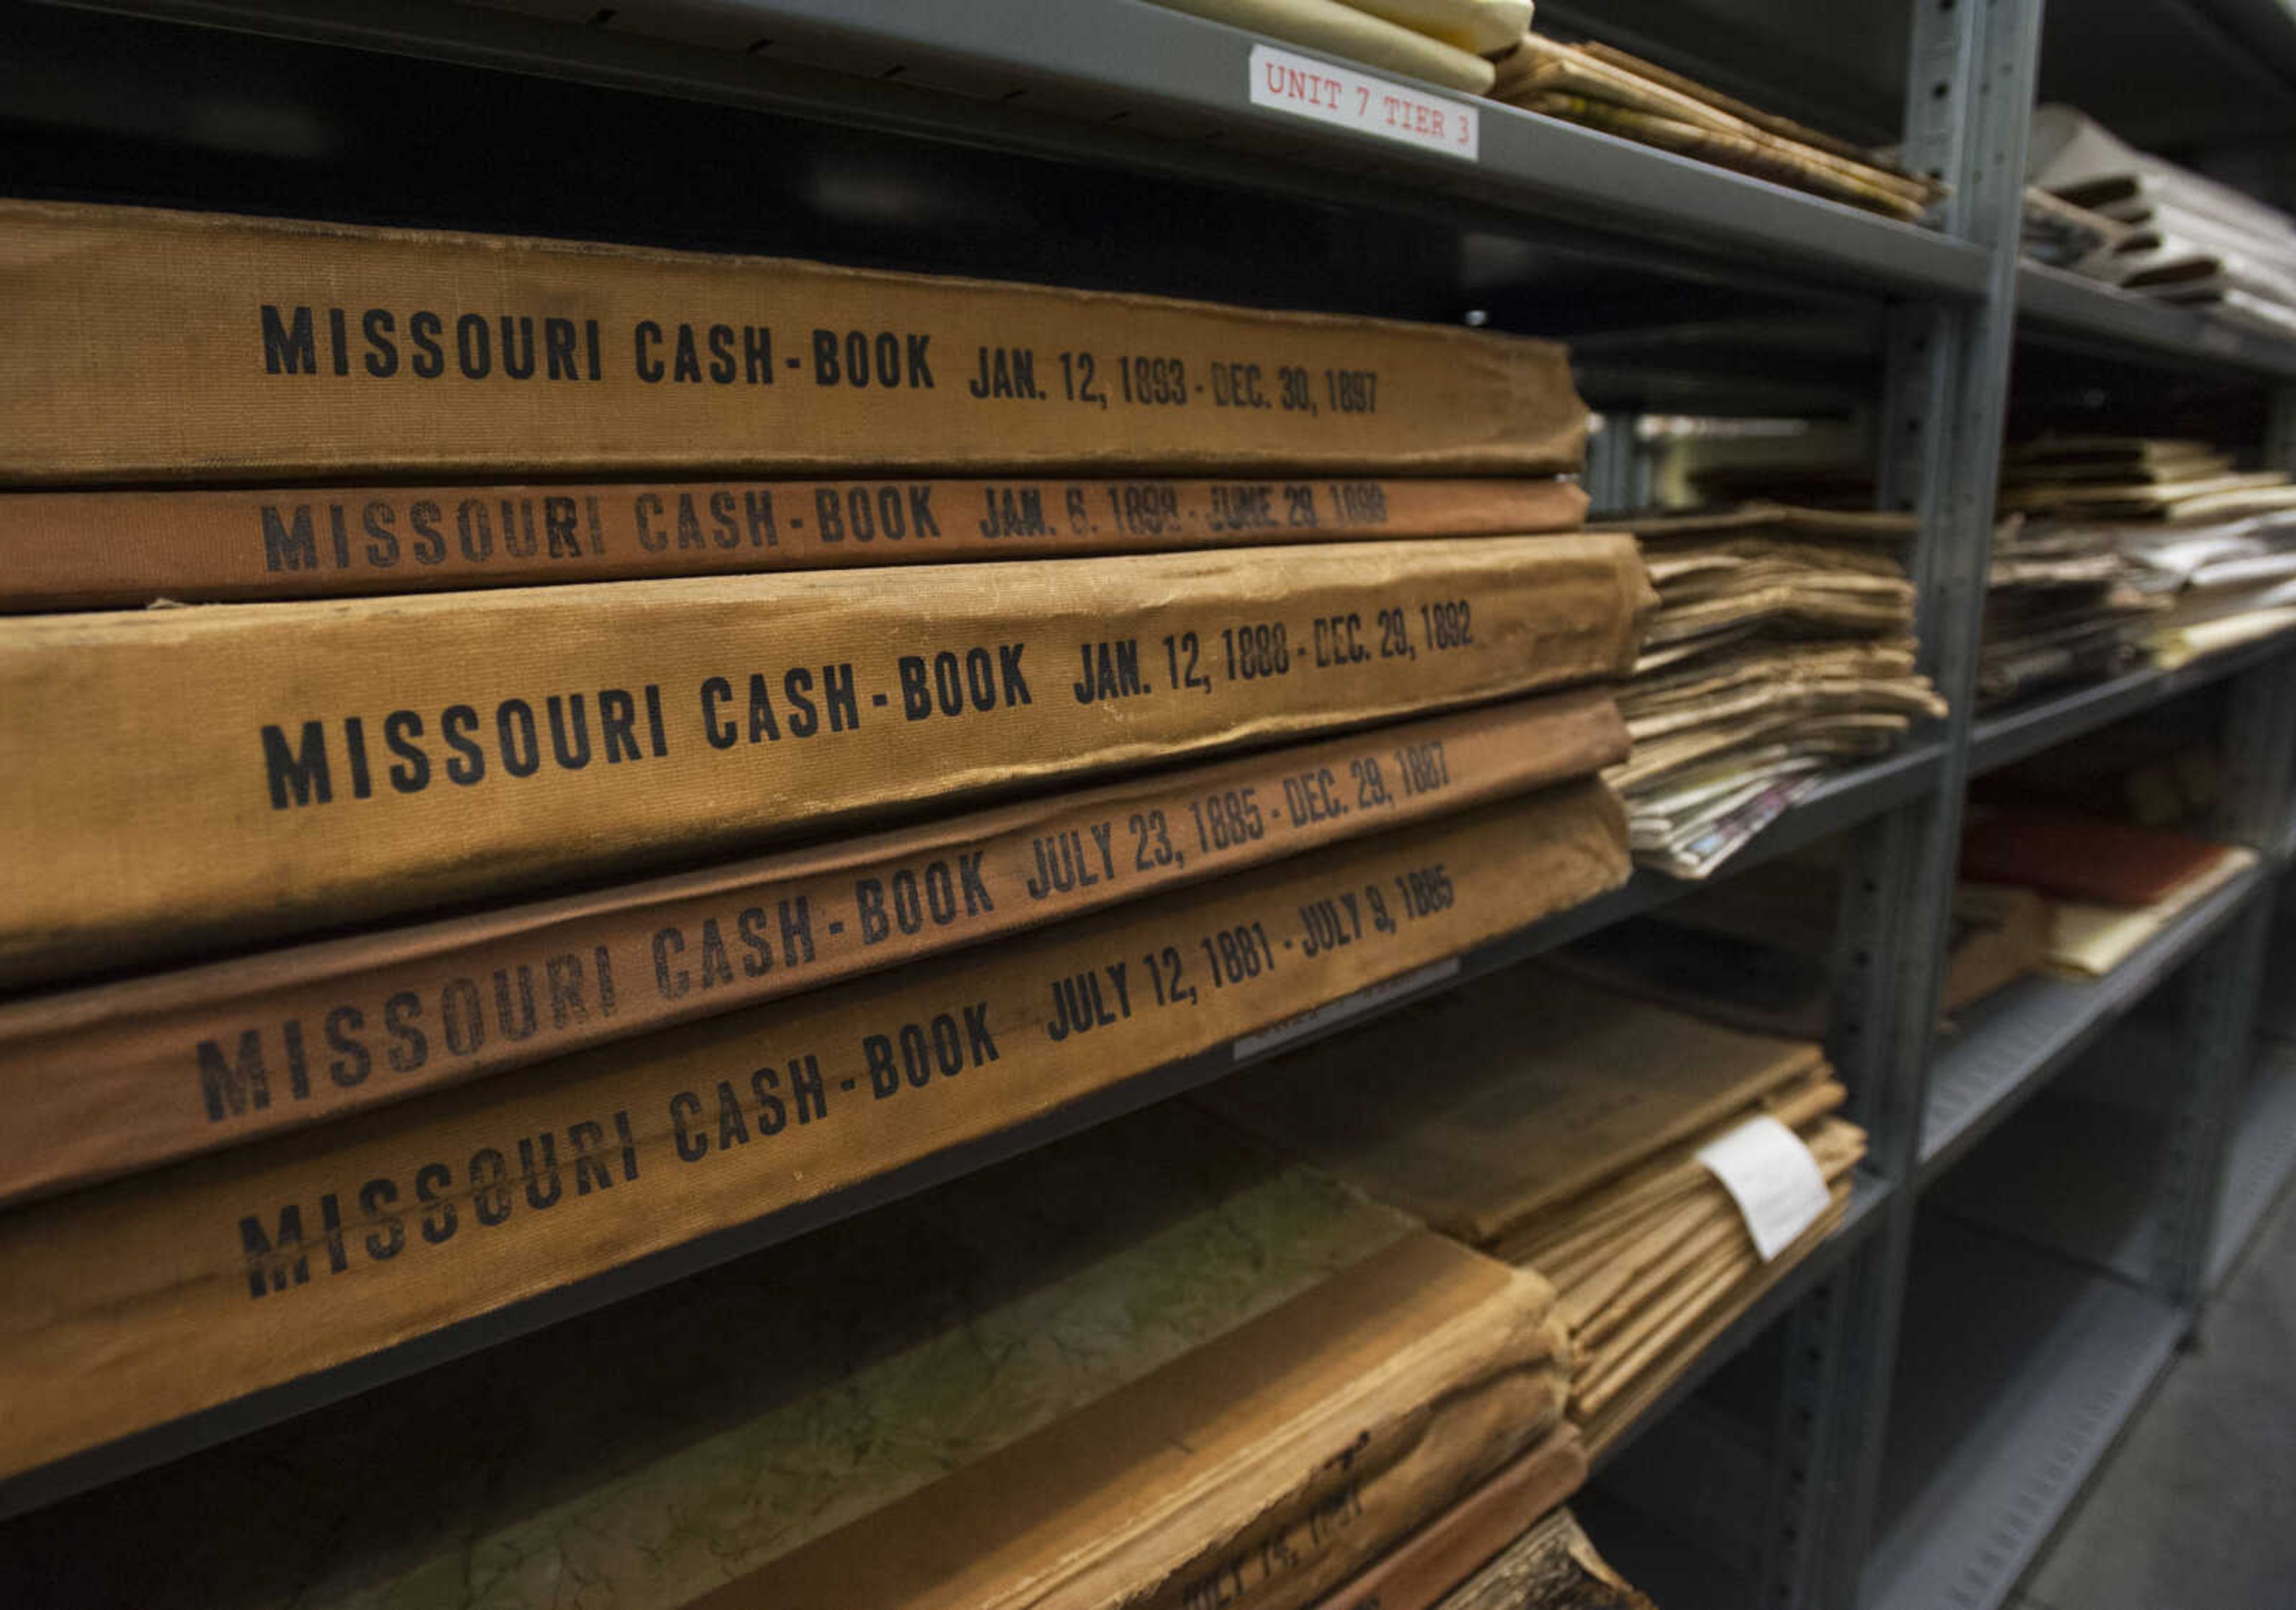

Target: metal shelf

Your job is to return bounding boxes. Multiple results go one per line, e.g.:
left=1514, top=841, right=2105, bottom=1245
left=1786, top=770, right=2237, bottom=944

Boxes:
left=2208, top=1041, right=2296, bottom=1288
left=0, top=741, right=1935, bottom=1520
left=1929, top=1088, right=2166, bottom=1287
left=45, top=0, right=1990, bottom=303
left=1919, top=860, right=2267, bottom=1188
left=1864, top=1218, right=2184, bottom=1610
left=2016, top=261, right=2296, bottom=380
left=1968, top=634, right=2296, bottom=778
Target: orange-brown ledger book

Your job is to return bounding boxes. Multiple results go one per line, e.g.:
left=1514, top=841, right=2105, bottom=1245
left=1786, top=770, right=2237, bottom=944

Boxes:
left=0, top=1105, right=1571, bottom=1610
left=0, top=693, right=1628, bottom=1207
left=0, top=780, right=1629, bottom=1483
left=0, top=536, right=1651, bottom=989
left=0, top=475, right=1586, bottom=609
left=0, top=197, right=1586, bottom=484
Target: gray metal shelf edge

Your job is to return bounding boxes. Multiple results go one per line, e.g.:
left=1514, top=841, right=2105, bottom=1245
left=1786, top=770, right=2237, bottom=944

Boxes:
left=41, top=0, right=1992, bottom=300
left=1968, top=631, right=2296, bottom=780
left=0, top=738, right=1942, bottom=1520
left=2017, top=261, right=2296, bottom=380
left=1918, top=858, right=2270, bottom=1189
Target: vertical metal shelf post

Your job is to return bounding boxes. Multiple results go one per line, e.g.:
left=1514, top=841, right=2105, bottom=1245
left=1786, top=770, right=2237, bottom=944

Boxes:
left=1757, top=1, right=2044, bottom=1605
left=1584, top=413, right=1645, bottom=517
left=2157, top=554, right=2296, bottom=1307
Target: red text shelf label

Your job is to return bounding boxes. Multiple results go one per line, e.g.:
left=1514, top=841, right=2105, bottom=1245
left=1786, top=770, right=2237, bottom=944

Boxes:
left=1246, top=43, right=1481, bottom=161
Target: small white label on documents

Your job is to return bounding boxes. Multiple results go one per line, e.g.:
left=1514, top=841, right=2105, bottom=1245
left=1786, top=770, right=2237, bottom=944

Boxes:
left=1247, top=44, right=1480, bottom=161
left=1696, top=1116, right=1831, bottom=1262
left=1232, top=959, right=1461, bottom=1061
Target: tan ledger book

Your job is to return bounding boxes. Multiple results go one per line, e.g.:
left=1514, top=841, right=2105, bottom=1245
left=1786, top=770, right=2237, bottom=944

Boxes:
left=0, top=534, right=1653, bottom=988
left=0, top=197, right=1585, bottom=484
left=0, top=474, right=1587, bottom=609
left=1308, top=1429, right=1587, bottom=1610
left=0, top=779, right=1628, bottom=1482
left=1200, top=964, right=1827, bottom=1243
left=0, top=1106, right=1564, bottom=1610
left=1202, top=961, right=1854, bottom=1453
left=0, top=694, right=1629, bottom=1208
left=728, top=1238, right=1567, bottom=1610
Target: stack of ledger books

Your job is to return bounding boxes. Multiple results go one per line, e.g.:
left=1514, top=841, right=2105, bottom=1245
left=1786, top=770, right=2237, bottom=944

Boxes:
left=0, top=1106, right=1581, bottom=1610
left=1608, top=503, right=1944, bottom=876
left=1959, top=811, right=2258, bottom=979
left=2028, top=105, right=2296, bottom=336
left=1201, top=963, right=1864, bottom=1456
left=1143, top=0, right=1531, bottom=93
left=1489, top=36, right=1945, bottom=221
left=0, top=193, right=1660, bottom=1601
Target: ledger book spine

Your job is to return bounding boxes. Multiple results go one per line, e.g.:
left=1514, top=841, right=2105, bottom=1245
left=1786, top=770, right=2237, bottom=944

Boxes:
left=0, top=694, right=1629, bottom=1206
left=0, top=536, right=1653, bottom=988
left=0, top=781, right=1629, bottom=1482
left=0, top=197, right=1586, bottom=483
left=0, top=476, right=1588, bottom=610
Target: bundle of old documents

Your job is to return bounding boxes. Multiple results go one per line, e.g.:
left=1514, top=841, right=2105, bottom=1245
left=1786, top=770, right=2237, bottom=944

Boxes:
left=1202, top=963, right=1865, bottom=1458
left=2112, top=504, right=2296, bottom=665
left=1491, top=35, right=1944, bottom=220
left=0, top=1106, right=1574, bottom=1610
left=1988, top=436, right=2296, bottom=689
left=1611, top=503, right=1944, bottom=876
left=1980, top=517, right=2163, bottom=706
left=2021, top=185, right=2138, bottom=282
left=2028, top=105, right=2296, bottom=334
left=1999, top=436, right=2296, bottom=524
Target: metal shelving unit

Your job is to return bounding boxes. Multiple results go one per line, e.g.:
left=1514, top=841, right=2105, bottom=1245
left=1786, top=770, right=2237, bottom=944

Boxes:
left=2209, top=1037, right=2296, bottom=1286
left=8, top=0, right=2296, bottom=1605
left=26, top=0, right=1993, bottom=300
left=1863, top=1219, right=2185, bottom=1610
left=0, top=737, right=1938, bottom=1523
left=1919, top=861, right=2267, bottom=1186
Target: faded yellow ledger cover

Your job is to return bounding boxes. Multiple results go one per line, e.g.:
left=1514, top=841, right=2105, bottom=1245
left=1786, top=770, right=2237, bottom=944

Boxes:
left=0, top=780, right=1628, bottom=1483
left=0, top=535, right=1652, bottom=987
left=0, top=197, right=1586, bottom=484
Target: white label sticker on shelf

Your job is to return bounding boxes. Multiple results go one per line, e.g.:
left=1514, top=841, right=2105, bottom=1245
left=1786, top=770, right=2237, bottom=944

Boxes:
left=1232, top=958, right=1461, bottom=1061
left=1696, top=1115, right=1831, bottom=1261
left=1247, top=44, right=1480, bottom=161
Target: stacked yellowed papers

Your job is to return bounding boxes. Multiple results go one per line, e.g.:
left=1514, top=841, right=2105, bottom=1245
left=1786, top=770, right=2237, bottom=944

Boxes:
left=1610, top=505, right=1944, bottom=876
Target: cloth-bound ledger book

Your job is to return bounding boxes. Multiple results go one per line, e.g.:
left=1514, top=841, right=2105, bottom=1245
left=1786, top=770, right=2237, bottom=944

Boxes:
left=1959, top=808, right=2244, bottom=906
left=0, top=1104, right=1568, bottom=1610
